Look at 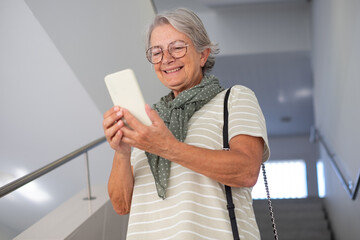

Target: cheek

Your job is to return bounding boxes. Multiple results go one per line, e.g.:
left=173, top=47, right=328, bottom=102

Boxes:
left=154, top=65, right=162, bottom=76
left=155, top=71, right=164, bottom=82
left=185, top=61, right=201, bottom=76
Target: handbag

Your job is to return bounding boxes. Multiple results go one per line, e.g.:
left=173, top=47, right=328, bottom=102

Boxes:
left=223, top=87, right=279, bottom=240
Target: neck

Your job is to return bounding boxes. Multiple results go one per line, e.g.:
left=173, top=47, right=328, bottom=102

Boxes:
left=172, top=74, right=204, bottom=97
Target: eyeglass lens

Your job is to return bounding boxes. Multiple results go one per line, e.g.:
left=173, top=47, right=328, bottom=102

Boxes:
left=147, top=40, right=188, bottom=64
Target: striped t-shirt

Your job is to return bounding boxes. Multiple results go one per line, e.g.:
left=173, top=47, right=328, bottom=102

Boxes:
left=127, top=85, right=270, bottom=240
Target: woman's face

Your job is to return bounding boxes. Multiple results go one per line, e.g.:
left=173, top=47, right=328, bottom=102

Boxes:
left=150, top=24, right=210, bottom=97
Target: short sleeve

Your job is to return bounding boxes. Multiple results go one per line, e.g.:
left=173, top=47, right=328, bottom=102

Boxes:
left=227, top=85, right=270, bottom=161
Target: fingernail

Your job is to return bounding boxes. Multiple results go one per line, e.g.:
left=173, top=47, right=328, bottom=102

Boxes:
left=116, top=109, right=122, bottom=116
left=114, top=106, right=120, bottom=111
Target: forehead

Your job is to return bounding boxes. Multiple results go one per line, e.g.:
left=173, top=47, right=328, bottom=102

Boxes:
left=150, top=24, right=191, bottom=47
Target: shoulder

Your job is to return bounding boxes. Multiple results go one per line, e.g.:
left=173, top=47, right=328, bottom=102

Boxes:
left=209, top=85, right=256, bottom=101
left=225, top=85, right=261, bottom=109
left=229, top=85, right=257, bottom=98
left=208, top=85, right=260, bottom=110
left=226, top=85, right=270, bottom=161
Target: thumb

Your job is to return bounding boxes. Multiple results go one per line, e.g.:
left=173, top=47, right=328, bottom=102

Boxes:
left=145, top=104, right=161, bottom=124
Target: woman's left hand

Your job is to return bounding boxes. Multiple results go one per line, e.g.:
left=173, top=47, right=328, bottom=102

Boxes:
left=120, top=104, right=177, bottom=155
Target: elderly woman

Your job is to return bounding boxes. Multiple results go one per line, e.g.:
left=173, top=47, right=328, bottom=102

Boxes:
left=103, top=8, right=269, bottom=240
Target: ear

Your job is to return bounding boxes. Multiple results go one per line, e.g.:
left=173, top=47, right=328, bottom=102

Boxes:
left=200, top=48, right=211, bottom=67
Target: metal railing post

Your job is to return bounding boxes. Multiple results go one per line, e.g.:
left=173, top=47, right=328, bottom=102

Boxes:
left=83, top=151, right=95, bottom=200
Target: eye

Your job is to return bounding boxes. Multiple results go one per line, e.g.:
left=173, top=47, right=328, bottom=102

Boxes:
left=170, top=43, right=186, bottom=52
left=146, top=46, right=164, bottom=63
left=150, top=47, right=162, bottom=56
left=173, top=46, right=185, bottom=51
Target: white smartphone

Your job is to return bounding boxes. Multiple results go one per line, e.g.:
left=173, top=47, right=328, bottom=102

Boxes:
left=104, top=69, right=152, bottom=126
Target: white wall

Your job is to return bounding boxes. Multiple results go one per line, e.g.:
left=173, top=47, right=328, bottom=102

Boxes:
left=154, top=0, right=311, bottom=56
left=25, top=0, right=168, bottom=113
left=0, top=0, right=157, bottom=238
left=196, top=2, right=311, bottom=56
left=0, top=0, right=113, bottom=236
left=0, top=223, right=17, bottom=240
left=312, top=0, right=360, bottom=239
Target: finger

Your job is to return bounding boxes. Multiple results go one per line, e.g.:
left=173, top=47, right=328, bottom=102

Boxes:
left=111, top=129, right=123, bottom=146
left=103, top=106, right=120, bottom=119
left=105, top=119, right=125, bottom=142
left=121, top=135, right=133, bottom=146
left=103, top=108, right=124, bottom=130
left=122, top=108, right=143, bottom=130
left=145, top=104, right=162, bottom=125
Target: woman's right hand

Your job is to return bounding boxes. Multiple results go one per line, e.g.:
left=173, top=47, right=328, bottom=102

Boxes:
left=104, top=106, right=134, bottom=215
left=103, top=106, right=131, bottom=156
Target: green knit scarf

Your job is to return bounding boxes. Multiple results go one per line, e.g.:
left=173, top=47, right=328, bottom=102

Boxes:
left=145, top=75, right=224, bottom=199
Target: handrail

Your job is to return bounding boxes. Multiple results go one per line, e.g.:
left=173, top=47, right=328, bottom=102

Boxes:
left=310, top=127, right=360, bottom=200
left=0, top=136, right=107, bottom=198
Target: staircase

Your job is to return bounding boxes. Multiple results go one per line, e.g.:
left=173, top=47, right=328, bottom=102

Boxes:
left=253, top=198, right=333, bottom=240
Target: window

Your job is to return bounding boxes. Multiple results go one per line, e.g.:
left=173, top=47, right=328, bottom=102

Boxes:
left=252, top=160, right=308, bottom=199
left=316, top=161, right=326, bottom=198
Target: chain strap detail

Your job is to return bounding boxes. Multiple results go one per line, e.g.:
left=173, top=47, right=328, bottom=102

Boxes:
left=261, top=163, right=279, bottom=240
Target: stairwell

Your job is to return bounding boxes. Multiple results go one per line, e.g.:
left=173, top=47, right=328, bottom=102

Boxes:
left=253, top=198, right=333, bottom=240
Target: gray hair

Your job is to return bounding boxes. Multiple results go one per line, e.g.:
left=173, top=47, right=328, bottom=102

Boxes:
left=146, top=8, right=219, bottom=74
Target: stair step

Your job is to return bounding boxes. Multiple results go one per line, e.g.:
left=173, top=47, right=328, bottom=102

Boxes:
left=253, top=198, right=332, bottom=240
left=253, top=197, right=323, bottom=204
left=257, top=218, right=329, bottom=231
left=260, top=230, right=332, bottom=240
left=254, top=202, right=323, bottom=211
left=255, top=209, right=325, bottom=220
left=253, top=198, right=324, bottom=210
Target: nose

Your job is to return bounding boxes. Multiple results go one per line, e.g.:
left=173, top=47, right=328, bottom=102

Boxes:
left=162, top=49, right=175, bottom=64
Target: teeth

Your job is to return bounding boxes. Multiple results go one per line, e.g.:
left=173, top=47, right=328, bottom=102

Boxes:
left=165, top=67, right=181, bottom=73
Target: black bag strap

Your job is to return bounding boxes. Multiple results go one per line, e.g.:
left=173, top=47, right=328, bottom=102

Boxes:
left=223, top=87, right=240, bottom=240
left=223, top=88, right=231, bottom=150
left=223, top=87, right=279, bottom=240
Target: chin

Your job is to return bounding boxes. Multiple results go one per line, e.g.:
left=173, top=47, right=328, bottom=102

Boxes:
left=163, top=77, right=184, bottom=86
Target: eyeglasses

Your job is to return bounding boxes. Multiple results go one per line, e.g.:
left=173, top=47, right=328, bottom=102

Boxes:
left=146, top=40, right=189, bottom=64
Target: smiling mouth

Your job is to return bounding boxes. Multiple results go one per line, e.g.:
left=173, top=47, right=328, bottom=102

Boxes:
left=164, top=67, right=182, bottom=73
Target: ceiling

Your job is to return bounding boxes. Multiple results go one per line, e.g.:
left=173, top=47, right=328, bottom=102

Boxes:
left=153, top=0, right=307, bottom=12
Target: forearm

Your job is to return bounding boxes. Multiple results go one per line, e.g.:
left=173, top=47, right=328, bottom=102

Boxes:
left=108, top=151, right=134, bottom=215
left=161, top=136, right=263, bottom=188
left=118, top=106, right=263, bottom=188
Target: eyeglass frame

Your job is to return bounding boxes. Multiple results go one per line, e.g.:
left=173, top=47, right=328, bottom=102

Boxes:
left=146, top=40, right=190, bottom=64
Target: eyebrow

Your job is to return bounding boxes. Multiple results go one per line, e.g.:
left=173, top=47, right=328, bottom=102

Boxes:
left=150, top=40, right=187, bottom=49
